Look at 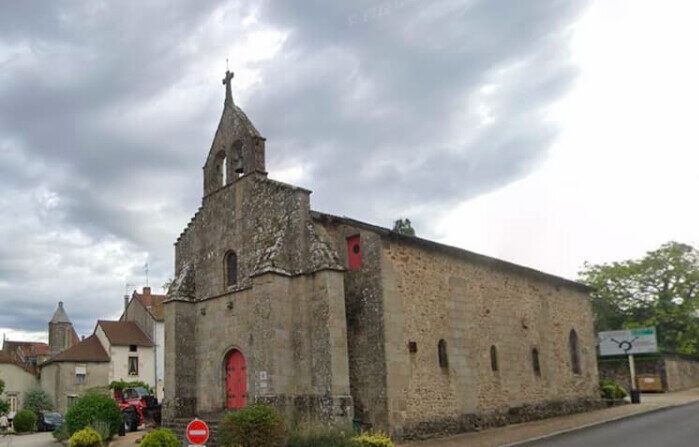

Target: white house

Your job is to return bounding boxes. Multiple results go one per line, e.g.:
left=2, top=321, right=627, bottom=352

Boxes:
left=0, top=352, right=40, bottom=415
left=94, top=320, right=155, bottom=389
left=120, top=287, right=165, bottom=400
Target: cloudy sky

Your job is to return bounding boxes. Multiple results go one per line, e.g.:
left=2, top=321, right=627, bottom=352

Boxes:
left=1, top=0, right=697, bottom=341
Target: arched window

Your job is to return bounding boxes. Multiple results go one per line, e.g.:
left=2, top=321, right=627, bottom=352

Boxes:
left=569, top=329, right=581, bottom=374
left=225, top=251, right=237, bottom=287
left=232, top=140, right=244, bottom=174
left=490, top=345, right=499, bottom=372
left=215, top=151, right=227, bottom=187
left=438, top=339, right=448, bottom=368
left=531, top=347, right=541, bottom=376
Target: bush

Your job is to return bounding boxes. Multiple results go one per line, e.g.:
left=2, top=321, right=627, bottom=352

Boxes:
left=139, top=428, right=180, bottom=447
left=351, top=432, right=394, bottom=447
left=23, top=388, right=54, bottom=414
left=218, top=404, right=286, bottom=447
left=88, top=420, right=112, bottom=443
left=600, top=380, right=628, bottom=399
left=65, top=393, right=122, bottom=437
left=69, top=428, right=102, bottom=447
left=53, top=424, right=70, bottom=441
left=287, top=423, right=354, bottom=447
left=13, top=409, right=37, bottom=433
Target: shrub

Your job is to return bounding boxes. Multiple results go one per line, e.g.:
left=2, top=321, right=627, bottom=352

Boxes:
left=600, top=380, right=628, bottom=399
left=218, top=404, right=286, bottom=447
left=139, top=428, right=180, bottom=447
left=88, top=420, right=113, bottom=443
left=13, top=409, right=37, bottom=433
left=53, top=424, right=70, bottom=441
left=351, top=432, right=394, bottom=447
left=69, top=427, right=102, bottom=447
left=23, top=388, right=54, bottom=414
left=0, top=399, right=9, bottom=414
left=65, top=393, right=122, bottom=437
left=287, top=423, right=354, bottom=447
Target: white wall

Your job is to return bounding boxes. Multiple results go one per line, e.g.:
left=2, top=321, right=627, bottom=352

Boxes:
left=108, top=344, right=155, bottom=389
left=0, top=363, right=39, bottom=413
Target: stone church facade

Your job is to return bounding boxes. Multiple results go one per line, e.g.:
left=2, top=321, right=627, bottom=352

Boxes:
left=163, top=73, right=600, bottom=439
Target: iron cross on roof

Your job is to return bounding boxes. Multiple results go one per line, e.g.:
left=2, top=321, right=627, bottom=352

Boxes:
left=223, top=70, right=234, bottom=104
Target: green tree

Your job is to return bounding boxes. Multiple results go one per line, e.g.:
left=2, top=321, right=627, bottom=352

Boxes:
left=579, top=241, right=699, bottom=355
left=23, top=388, right=54, bottom=414
left=0, top=378, right=8, bottom=414
left=392, top=218, right=416, bottom=236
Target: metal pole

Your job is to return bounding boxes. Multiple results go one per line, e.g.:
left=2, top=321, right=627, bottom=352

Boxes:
left=629, top=353, right=641, bottom=403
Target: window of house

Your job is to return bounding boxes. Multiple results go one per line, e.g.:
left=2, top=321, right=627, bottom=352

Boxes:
left=8, top=394, right=18, bottom=413
left=130, top=344, right=137, bottom=352
left=531, top=348, right=541, bottom=376
left=438, top=339, right=448, bottom=368
left=75, top=364, right=86, bottom=384
left=226, top=251, right=238, bottom=286
left=128, top=356, right=139, bottom=376
left=408, top=341, right=418, bottom=353
left=347, top=235, right=361, bottom=270
left=490, top=345, right=499, bottom=372
left=66, top=395, right=77, bottom=409
left=569, top=329, right=581, bottom=374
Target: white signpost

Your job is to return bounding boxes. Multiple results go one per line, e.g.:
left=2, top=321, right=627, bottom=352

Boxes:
left=598, top=327, right=658, bottom=403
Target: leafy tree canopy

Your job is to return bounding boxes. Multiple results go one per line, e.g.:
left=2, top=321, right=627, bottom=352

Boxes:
left=23, top=387, right=53, bottom=414
left=0, top=378, right=5, bottom=395
left=579, top=241, right=699, bottom=355
left=392, top=218, right=416, bottom=236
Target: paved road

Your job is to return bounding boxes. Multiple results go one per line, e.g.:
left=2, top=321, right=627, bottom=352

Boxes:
left=0, top=433, right=55, bottom=447
left=521, top=401, right=699, bottom=447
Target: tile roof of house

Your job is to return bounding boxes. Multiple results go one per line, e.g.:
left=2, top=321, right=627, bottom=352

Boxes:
left=40, top=335, right=109, bottom=365
left=0, top=351, right=37, bottom=375
left=132, top=288, right=165, bottom=321
left=2, top=341, right=50, bottom=358
left=97, top=320, right=154, bottom=346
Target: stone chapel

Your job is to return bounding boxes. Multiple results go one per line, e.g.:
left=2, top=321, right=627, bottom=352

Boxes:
left=163, top=72, right=601, bottom=440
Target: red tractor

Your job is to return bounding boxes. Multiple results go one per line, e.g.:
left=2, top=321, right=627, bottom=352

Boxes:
left=114, top=386, right=161, bottom=432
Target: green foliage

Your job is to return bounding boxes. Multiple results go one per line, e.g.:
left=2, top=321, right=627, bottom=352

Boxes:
left=84, top=387, right=111, bottom=397
left=88, top=420, right=113, bottom=443
left=579, top=241, right=699, bottom=355
left=23, top=388, right=54, bottom=414
left=65, top=393, right=122, bottom=437
left=351, top=432, right=394, bottom=447
left=600, top=380, right=628, bottom=399
left=287, top=423, right=355, bottom=447
left=139, top=428, right=180, bottom=447
left=218, top=404, right=286, bottom=447
left=13, top=409, right=37, bottom=433
left=0, top=378, right=5, bottom=395
left=0, top=399, right=9, bottom=414
left=108, top=380, right=150, bottom=392
left=69, top=427, right=102, bottom=447
left=392, top=218, right=416, bottom=236
left=53, top=424, right=70, bottom=441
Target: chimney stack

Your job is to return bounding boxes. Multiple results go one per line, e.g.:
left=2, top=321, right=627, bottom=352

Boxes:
left=124, top=295, right=129, bottom=312
left=143, top=287, right=151, bottom=296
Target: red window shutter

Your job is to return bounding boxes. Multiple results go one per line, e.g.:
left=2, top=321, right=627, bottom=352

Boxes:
left=347, top=235, right=361, bottom=270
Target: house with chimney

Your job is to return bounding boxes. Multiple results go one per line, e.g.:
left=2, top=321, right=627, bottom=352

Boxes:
left=40, top=302, right=157, bottom=413
left=121, top=287, right=165, bottom=400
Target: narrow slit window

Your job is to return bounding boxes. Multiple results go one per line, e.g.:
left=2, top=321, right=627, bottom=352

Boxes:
left=569, top=329, right=581, bottom=374
left=438, top=339, right=448, bottom=368
left=490, top=345, right=499, bottom=372
left=226, top=251, right=238, bottom=286
left=531, top=348, right=541, bottom=376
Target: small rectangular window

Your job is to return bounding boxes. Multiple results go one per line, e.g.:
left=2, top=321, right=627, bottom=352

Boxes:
left=128, top=356, right=139, bottom=376
left=347, top=235, right=361, bottom=270
left=76, top=373, right=86, bottom=384
left=408, top=341, right=418, bottom=353
left=129, top=344, right=137, bottom=352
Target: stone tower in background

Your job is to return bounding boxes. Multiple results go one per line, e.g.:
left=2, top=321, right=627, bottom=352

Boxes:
left=48, top=301, right=78, bottom=356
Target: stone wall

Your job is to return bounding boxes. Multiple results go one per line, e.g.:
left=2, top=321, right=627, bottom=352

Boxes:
left=40, top=361, right=110, bottom=414
left=599, top=354, right=699, bottom=392
left=317, top=215, right=599, bottom=439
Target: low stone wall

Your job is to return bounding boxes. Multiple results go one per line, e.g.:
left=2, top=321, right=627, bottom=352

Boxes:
left=598, top=354, right=699, bottom=392
left=399, top=398, right=606, bottom=440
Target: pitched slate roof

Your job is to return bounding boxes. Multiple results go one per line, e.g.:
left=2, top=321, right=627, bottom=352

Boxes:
left=50, top=301, right=71, bottom=323
left=42, top=335, right=109, bottom=364
left=96, top=320, right=153, bottom=347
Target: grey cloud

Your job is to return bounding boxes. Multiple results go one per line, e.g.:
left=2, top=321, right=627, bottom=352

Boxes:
left=0, top=0, right=586, bottom=335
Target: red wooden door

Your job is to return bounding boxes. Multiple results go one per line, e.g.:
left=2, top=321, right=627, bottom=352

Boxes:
left=226, top=350, right=247, bottom=409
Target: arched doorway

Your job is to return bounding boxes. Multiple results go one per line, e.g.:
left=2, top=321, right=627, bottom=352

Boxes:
left=225, top=350, right=247, bottom=409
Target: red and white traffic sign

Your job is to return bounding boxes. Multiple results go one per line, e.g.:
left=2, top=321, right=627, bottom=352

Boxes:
left=186, top=419, right=210, bottom=445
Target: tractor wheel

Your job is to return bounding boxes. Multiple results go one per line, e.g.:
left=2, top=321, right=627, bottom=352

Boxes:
left=123, top=409, right=139, bottom=432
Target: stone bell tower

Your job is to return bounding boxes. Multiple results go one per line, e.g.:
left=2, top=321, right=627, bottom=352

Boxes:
left=48, top=301, right=77, bottom=356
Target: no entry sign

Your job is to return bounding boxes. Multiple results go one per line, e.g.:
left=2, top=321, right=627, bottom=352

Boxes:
left=186, top=419, right=210, bottom=445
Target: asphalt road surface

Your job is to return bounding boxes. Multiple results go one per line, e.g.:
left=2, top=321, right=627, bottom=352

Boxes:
left=522, top=401, right=699, bottom=447
left=0, top=432, right=54, bottom=447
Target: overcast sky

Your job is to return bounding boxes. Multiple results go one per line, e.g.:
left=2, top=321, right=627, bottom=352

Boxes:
left=1, top=0, right=697, bottom=342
